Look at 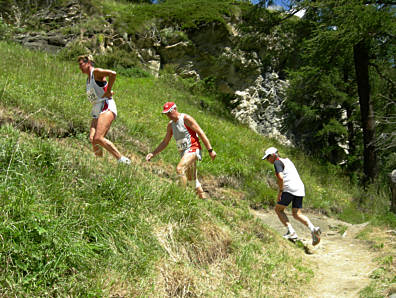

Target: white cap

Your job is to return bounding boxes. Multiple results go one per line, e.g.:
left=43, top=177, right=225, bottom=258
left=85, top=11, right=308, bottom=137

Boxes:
left=262, top=147, right=278, bottom=160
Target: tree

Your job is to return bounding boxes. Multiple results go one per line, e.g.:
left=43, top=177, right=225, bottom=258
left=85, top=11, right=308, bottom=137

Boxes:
left=285, top=0, right=395, bottom=184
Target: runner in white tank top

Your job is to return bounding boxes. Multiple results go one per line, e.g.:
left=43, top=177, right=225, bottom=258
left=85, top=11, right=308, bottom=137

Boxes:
left=86, top=68, right=117, bottom=119
left=263, top=147, right=321, bottom=246
left=146, top=102, right=217, bottom=198
left=171, top=113, right=202, bottom=160
left=78, top=55, right=130, bottom=164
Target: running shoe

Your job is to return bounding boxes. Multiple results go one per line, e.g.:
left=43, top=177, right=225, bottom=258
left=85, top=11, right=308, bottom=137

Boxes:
left=118, top=156, right=131, bottom=165
left=311, top=226, right=321, bottom=246
left=283, top=231, right=298, bottom=240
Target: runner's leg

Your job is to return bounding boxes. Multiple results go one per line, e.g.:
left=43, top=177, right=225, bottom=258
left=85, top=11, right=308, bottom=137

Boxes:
left=275, top=204, right=290, bottom=227
left=89, top=118, right=103, bottom=157
left=292, top=208, right=315, bottom=231
left=186, top=159, right=206, bottom=198
left=176, top=153, right=197, bottom=188
left=92, top=111, right=122, bottom=160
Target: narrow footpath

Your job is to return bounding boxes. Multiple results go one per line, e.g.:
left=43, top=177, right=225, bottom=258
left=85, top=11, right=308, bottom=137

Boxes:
left=252, top=210, right=378, bottom=298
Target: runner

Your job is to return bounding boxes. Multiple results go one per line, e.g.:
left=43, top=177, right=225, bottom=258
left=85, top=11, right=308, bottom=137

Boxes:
left=77, top=55, right=130, bottom=164
left=145, top=102, right=216, bottom=198
left=263, top=147, right=321, bottom=245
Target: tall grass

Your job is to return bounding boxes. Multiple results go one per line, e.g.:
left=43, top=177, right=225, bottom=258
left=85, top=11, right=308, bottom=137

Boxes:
left=0, top=39, right=394, bottom=295
left=0, top=124, right=313, bottom=296
left=1, top=41, right=393, bottom=220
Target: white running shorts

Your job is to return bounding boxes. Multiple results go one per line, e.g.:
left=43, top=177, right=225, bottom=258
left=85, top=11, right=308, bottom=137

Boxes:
left=91, top=99, right=117, bottom=119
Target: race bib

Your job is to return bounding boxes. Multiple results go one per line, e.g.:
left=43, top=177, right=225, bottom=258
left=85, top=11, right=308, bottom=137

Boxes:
left=176, top=138, right=190, bottom=151
left=87, top=88, right=96, bottom=103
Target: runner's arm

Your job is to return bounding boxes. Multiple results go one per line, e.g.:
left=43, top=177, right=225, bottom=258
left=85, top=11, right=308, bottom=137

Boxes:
left=184, top=115, right=216, bottom=160
left=93, top=68, right=116, bottom=98
left=146, top=122, right=173, bottom=161
left=275, top=172, right=284, bottom=201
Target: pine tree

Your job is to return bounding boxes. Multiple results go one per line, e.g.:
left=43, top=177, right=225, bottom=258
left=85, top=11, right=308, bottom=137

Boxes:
left=285, top=0, right=395, bottom=184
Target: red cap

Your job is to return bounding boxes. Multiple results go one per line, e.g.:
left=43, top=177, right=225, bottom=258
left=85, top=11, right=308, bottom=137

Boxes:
left=162, top=102, right=176, bottom=113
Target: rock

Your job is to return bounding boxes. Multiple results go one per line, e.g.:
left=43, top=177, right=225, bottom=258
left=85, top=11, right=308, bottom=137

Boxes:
left=147, top=60, right=161, bottom=77
left=6, top=2, right=296, bottom=144
left=231, top=73, right=292, bottom=145
left=158, top=41, right=194, bottom=64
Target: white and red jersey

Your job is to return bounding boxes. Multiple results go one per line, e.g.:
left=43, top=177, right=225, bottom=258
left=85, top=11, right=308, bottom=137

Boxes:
left=171, top=113, right=201, bottom=155
left=86, top=68, right=111, bottom=103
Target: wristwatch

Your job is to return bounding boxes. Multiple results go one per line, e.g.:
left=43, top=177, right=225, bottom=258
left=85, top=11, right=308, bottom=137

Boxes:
left=208, top=148, right=213, bottom=153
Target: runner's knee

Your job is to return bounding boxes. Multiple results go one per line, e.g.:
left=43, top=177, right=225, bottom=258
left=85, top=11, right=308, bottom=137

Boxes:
left=292, top=210, right=301, bottom=219
left=93, top=135, right=105, bottom=145
left=176, top=164, right=186, bottom=175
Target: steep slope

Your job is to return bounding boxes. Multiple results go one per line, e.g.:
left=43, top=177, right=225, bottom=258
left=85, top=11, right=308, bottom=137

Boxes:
left=0, top=41, right=314, bottom=296
left=1, top=41, right=394, bottom=297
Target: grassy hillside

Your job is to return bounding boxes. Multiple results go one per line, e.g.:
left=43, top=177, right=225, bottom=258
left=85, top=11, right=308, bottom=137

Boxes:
left=0, top=41, right=394, bottom=295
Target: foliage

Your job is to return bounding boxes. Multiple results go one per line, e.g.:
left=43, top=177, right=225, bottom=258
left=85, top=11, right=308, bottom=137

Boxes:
left=237, top=4, right=304, bottom=75
left=0, top=0, right=85, bottom=22
left=99, top=0, right=242, bottom=33
left=0, top=16, right=10, bottom=40
left=283, top=0, right=395, bottom=185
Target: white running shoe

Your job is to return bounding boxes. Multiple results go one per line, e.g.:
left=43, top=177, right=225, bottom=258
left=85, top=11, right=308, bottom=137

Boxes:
left=118, top=156, right=131, bottom=165
left=283, top=231, right=298, bottom=240
left=311, top=226, right=321, bottom=246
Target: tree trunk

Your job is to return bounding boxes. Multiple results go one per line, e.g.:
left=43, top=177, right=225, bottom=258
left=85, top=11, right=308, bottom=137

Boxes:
left=391, top=170, right=396, bottom=214
left=353, top=40, right=377, bottom=184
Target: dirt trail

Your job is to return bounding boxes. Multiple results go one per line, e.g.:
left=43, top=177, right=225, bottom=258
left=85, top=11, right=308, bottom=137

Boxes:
left=252, top=209, right=378, bottom=298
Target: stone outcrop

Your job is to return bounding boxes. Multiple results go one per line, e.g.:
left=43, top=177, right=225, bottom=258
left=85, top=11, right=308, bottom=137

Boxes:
left=2, top=0, right=293, bottom=144
left=231, top=72, right=292, bottom=146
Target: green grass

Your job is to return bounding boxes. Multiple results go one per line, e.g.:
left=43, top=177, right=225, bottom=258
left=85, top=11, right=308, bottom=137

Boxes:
left=2, top=41, right=394, bottom=216
left=0, top=123, right=314, bottom=296
left=0, top=41, right=394, bottom=295
left=356, top=225, right=396, bottom=297
left=1, top=41, right=393, bottom=217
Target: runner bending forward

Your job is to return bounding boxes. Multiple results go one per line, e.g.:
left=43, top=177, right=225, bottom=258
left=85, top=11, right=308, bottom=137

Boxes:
left=263, top=147, right=321, bottom=246
left=77, top=55, right=130, bottom=164
left=146, top=102, right=216, bottom=198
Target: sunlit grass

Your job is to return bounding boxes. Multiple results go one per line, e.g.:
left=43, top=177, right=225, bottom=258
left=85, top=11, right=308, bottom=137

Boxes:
left=0, top=41, right=389, bottom=216
left=0, top=40, right=394, bottom=295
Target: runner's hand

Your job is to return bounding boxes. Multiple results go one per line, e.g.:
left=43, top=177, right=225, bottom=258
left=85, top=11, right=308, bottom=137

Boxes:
left=146, top=153, right=154, bottom=162
left=277, top=192, right=282, bottom=202
left=102, top=90, right=114, bottom=99
left=209, top=150, right=216, bottom=161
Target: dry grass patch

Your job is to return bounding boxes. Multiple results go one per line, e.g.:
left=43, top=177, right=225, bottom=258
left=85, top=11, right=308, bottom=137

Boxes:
left=100, top=271, right=142, bottom=297
left=187, top=222, right=232, bottom=266
left=154, top=221, right=232, bottom=266
left=159, top=263, right=198, bottom=297
left=201, top=175, right=247, bottom=201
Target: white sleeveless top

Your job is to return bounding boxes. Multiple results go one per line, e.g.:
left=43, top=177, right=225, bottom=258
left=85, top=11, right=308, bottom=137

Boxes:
left=171, top=113, right=201, bottom=153
left=86, top=68, right=111, bottom=104
left=279, top=158, right=305, bottom=196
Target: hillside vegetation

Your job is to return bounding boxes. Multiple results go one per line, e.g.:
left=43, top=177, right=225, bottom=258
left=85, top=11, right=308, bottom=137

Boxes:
left=0, top=41, right=394, bottom=296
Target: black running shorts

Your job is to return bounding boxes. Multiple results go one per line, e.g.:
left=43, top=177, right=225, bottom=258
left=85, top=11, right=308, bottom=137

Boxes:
left=278, top=192, right=303, bottom=209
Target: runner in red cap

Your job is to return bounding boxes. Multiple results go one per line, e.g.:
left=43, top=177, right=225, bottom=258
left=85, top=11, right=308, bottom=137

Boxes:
left=146, top=102, right=216, bottom=198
